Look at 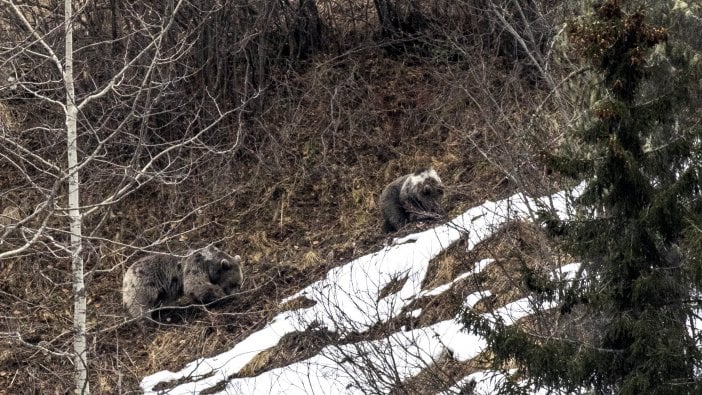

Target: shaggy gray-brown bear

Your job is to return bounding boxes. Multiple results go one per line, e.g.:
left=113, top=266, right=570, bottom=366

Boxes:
left=183, top=245, right=243, bottom=305
left=122, top=245, right=243, bottom=320
left=379, top=168, right=445, bottom=233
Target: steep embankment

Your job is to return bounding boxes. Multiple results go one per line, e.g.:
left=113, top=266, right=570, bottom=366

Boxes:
left=140, top=186, right=580, bottom=394
left=0, top=3, right=567, bottom=392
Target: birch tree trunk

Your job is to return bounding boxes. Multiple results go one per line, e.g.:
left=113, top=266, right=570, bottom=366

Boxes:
left=64, top=0, right=89, bottom=393
left=1, top=1, right=254, bottom=388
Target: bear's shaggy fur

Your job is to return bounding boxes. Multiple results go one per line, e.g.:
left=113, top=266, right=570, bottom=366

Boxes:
left=379, top=168, right=445, bottom=233
left=122, top=245, right=243, bottom=320
left=183, top=245, right=243, bottom=305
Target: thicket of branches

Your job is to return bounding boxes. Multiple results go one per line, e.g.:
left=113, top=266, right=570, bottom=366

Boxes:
left=0, top=0, right=566, bottom=247
left=0, top=0, right=584, bottom=393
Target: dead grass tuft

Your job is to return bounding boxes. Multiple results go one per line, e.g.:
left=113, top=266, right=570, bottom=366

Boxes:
left=301, top=249, right=323, bottom=269
left=378, top=275, right=408, bottom=301
left=279, top=296, right=317, bottom=312
left=237, top=348, right=273, bottom=377
left=406, top=289, right=466, bottom=329
left=239, top=326, right=338, bottom=378
left=422, top=245, right=469, bottom=292
left=392, top=352, right=486, bottom=395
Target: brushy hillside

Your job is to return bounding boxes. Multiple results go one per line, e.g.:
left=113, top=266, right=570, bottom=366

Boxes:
left=0, top=0, right=580, bottom=392
left=140, top=187, right=580, bottom=394
left=141, top=187, right=580, bottom=395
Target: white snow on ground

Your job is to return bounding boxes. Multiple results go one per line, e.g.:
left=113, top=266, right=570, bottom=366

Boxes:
left=417, top=258, right=495, bottom=298
left=141, top=186, right=582, bottom=394
left=441, top=370, right=562, bottom=395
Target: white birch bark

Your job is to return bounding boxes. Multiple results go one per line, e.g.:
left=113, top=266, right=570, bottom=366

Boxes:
left=64, top=0, right=89, bottom=393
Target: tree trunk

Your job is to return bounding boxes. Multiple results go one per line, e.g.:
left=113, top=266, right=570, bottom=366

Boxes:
left=64, top=0, right=89, bottom=393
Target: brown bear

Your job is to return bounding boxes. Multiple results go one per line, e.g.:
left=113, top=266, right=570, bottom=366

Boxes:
left=122, top=245, right=243, bottom=321
left=379, top=168, right=445, bottom=233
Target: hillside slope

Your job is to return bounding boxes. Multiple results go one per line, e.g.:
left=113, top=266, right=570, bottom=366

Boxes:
left=141, top=186, right=580, bottom=394
left=0, top=1, right=570, bottom=392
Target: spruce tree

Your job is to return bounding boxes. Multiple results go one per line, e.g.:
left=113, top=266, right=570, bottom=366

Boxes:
left=463, top=1, right=702, bottom=393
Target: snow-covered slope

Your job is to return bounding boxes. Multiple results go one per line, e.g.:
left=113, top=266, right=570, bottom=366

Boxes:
left=141, top=187, right=580, bottom=394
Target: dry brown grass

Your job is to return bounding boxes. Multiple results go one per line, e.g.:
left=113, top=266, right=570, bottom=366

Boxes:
left=392, top=352, right=486, bottom=395
left=0, top=27, right=565, bottom=392
left=469, top=221, right=565, bottom=307
left=239, top=325, right=338, bottom=378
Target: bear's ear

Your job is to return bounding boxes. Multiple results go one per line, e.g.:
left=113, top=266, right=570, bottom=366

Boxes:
left=222, top=255, right=242, bottom=269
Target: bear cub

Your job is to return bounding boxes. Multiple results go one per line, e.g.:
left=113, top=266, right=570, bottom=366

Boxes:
left=379, top=168, right=445, bottom=233
left=122, top=245, right=243, bottom=321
